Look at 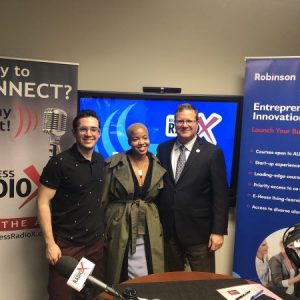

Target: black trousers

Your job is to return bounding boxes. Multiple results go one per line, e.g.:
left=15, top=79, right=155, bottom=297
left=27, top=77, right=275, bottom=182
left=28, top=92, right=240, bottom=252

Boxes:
left=164, top=237, right=215, bottom=273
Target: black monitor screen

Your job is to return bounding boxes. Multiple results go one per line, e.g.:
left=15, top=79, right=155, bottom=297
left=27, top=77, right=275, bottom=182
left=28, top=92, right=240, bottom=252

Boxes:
left=78, top=91, right=242, bottom=204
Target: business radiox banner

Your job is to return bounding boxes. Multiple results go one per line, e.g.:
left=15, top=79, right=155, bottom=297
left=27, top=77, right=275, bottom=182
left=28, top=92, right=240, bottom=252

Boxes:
left=233, top=57, right=300, bottom=285
left=0, top=57, right=78, bottom=300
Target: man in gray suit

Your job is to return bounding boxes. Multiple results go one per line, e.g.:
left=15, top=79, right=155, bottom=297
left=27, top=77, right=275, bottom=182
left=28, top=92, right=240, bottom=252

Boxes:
left=156, top=103, right=229, bottom=272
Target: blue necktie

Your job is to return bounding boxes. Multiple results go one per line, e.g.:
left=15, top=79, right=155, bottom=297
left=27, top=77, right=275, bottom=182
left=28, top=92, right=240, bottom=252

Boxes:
left=175, top=145, right=186, bottom=182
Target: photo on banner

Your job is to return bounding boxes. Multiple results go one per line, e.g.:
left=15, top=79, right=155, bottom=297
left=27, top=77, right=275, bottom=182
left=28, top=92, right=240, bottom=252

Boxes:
left=234, top=57, right=300, bottom=298
left=0, top=57, right=78, bottom=300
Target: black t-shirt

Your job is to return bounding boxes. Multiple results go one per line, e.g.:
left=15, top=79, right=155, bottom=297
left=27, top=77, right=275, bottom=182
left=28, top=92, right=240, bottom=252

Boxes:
left=40, top=144, right=105, bottom=246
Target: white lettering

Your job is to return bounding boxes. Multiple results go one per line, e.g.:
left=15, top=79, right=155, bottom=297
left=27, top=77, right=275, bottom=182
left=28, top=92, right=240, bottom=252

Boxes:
left=254, top=72, right=296, bottom=81
left=0, top=66, right=9, bottom=78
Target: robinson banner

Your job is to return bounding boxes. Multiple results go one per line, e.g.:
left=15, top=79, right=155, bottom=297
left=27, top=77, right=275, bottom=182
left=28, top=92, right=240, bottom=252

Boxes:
left=233, top=57, right=300, bottom=296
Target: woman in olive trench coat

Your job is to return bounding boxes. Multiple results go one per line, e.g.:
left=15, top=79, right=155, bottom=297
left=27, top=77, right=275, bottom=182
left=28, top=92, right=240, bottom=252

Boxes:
left=102, top=127, right=166, bottom=285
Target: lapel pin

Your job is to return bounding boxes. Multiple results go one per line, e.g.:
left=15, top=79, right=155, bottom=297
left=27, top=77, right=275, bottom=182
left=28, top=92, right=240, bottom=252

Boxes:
left=196, top=149, right=200, bottom=153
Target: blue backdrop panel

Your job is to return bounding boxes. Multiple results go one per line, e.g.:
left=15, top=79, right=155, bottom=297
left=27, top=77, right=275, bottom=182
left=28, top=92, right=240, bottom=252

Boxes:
left=233, top=57, right=300, bottom=282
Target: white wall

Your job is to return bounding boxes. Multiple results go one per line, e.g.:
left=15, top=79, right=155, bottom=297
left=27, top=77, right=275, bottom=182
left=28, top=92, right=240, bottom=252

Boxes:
left=1, top=0, right=300, bottom=278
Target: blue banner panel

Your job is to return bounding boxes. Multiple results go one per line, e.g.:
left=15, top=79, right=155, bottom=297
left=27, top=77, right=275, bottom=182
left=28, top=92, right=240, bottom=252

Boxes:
left=233, top=58, right=300, bottom=290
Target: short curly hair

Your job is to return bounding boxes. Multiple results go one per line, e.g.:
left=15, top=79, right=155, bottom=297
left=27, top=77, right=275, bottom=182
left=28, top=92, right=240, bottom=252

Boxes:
left=72, top=110, right=101, bottom=131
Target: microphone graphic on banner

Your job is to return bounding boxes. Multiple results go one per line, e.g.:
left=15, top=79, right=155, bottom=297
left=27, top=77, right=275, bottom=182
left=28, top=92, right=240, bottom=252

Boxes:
left=54, top=256, right=125, bottom=300
left=43, top=108, right=67, bottom=157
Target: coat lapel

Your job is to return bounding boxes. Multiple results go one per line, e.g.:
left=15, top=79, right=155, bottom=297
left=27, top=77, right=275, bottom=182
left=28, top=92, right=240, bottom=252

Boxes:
left=148, top=155, right=166, bottom=192
left=107, top=153, right=166, bottom=197
left=107, top=154, right=135, bottom=196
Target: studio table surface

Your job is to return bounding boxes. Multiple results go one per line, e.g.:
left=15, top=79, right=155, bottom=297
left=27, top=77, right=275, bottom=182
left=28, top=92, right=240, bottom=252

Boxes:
left=113, top=277, right=247, bottom=300
left=100, top=272, right=298, bottom=300
left=100, top=272, right=244, bottom=300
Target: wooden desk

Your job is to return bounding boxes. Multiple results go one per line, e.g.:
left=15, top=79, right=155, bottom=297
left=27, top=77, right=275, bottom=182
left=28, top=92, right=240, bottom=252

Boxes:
left=100, top=271, right=235, bottom=299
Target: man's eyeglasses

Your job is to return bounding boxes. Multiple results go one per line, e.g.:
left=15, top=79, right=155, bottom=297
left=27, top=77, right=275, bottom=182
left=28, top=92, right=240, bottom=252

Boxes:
left=175, top=119, right=197, bottom=126
left=77, top=127, right=100, bottom=134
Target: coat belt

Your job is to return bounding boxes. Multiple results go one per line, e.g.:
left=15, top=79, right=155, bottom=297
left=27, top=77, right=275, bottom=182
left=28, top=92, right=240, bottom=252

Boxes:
left=114, top=199, right=149, bottom=254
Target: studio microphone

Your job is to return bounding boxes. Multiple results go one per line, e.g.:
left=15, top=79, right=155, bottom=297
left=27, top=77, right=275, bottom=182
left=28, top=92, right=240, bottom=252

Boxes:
left=54, top=256, right=125, bottom=300
left=42, top=108, right=67, bottom=157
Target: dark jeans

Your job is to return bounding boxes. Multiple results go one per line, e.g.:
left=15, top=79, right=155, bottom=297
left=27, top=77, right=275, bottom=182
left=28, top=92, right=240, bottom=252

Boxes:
left=48, top=238, right=104, bottom=300
left=164, top=238, right=215, bottom=273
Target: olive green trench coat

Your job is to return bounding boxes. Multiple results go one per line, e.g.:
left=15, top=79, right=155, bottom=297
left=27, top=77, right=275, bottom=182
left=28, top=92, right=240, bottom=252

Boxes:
left=102, top=152, right=166, bottom=285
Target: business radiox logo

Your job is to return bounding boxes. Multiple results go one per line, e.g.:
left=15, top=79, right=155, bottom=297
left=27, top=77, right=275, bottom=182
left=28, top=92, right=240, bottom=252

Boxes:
left=0, top=165, right=40, bottom=209
left=166, top=112, right=222, bottom=145
left=0, top=165, right=40, bottom=232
